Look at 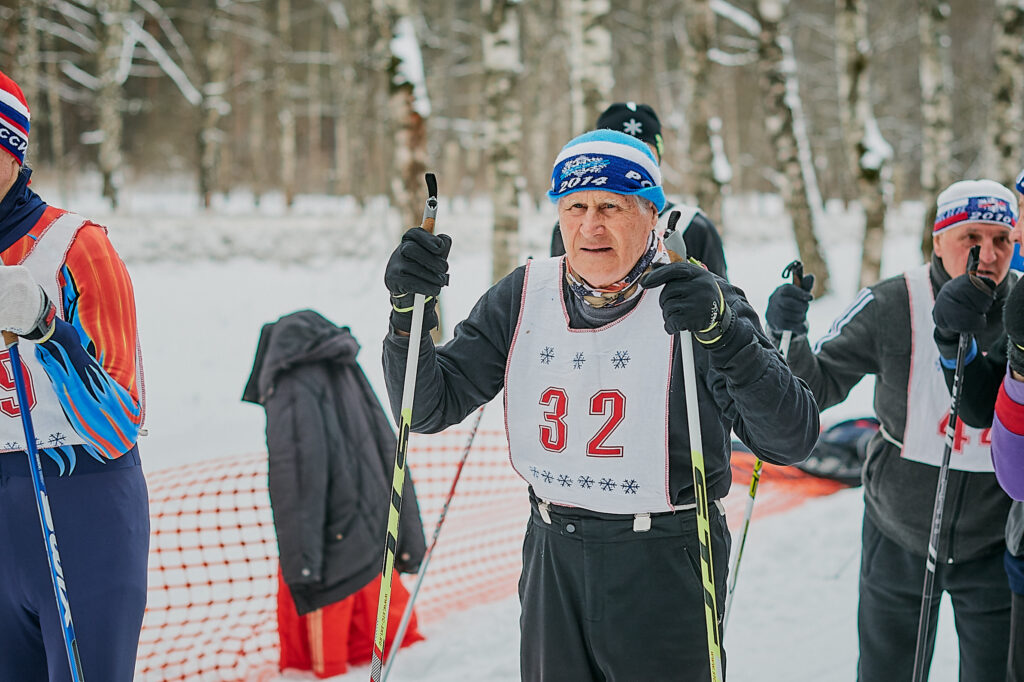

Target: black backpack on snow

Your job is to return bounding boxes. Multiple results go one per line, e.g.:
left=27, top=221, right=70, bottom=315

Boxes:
left=795, top=417, right=880, bottom=488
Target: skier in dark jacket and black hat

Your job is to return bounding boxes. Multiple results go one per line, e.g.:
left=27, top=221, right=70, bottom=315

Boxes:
left=243, top=310, right=426, bottom=678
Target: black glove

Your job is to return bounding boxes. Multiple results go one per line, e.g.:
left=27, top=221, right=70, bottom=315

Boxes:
left=639, top=261, right=734, bottom=345
left=932, top=272, right=996, bottom=335
left=1005, top=279, right=1024, bottom=376
left=931, top=271, right=996, bottom=360
left=765, top=273, right=816, bottom=335
left=384, top=228, right=452, bottom=333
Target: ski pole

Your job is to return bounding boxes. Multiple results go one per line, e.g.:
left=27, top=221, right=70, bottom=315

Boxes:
left=723, top=259, right=804, bottom=634
left=3, top=331, right=85, bottom=681
left=380, top=406, right=485, bottom=682
left=369, top=174, right=439, bottom=682
left=663, top=215, right=724, bottom=682
left=911, top=245, right=980, bottom=682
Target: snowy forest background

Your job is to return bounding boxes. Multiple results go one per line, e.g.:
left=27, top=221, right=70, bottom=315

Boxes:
left=2, top=0, right=1024, bottom=295
left=1, top=2, right=1019, bottom=678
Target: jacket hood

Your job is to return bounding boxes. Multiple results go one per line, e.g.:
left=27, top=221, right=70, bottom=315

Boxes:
left=241, top=309, right=359, bottom=404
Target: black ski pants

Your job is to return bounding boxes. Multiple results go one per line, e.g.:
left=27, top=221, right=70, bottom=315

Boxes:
left=1010, top=590, right=1024, bottom=682
left=857, top=514, right=1011, bottom=682
left=518, top=497, right=730, bottom=681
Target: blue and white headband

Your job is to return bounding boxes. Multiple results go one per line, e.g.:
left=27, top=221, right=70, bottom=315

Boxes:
left=933, top=179, right=1017, bottom=235
left=547, top=129, right=666, bottom=212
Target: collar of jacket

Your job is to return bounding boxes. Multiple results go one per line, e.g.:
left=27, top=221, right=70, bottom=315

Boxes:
left=0, top=165, right=47, bottom=255
left=241, top=310, right=360, bottom=404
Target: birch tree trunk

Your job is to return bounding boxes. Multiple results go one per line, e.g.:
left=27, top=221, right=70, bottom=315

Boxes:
left=384, top=1, right=430, bottom=231
left=328, top=6, right=351, bottom=196
left=986, top=0, right=1024, bottom=189
left=96, top=0, right=130, bottom=209
left=836, top=0, right=891, bottom=288
left=273, top=0, right=296, bottom=207
left=563, top=0, right=613, bottom=133
left=755, top=0, right=830, bottom=295
left=683, top=0, right=724, bottom=228
left=306, top=19, right=323, bottom=189
left=918, top=0, right=954, bottom=258
left=42, top=17, right=66, bottom=195
left=482, top=0, right=522, bottom=284
left=339, top=0, right=376, bottom=204
left=197, top=6, right=229, bottom=209
left=16, top=1, right=40, bottom=127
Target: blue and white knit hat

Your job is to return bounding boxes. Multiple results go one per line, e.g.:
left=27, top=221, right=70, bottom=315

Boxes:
left=1015, top=168, right=1024, bottom=195
left=933, top=179, right=1017, bottom=235
left=0, top=70, right=29, bottom=166
left=547, top=130, right=666, bottom=212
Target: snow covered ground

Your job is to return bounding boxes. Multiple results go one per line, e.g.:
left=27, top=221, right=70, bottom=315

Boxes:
left=55, top=174, right=966, bottom=680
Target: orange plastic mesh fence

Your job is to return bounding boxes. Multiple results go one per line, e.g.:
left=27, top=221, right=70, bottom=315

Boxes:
left=136, top=427, right=529, bottom=682
left=136, top=431, right=843, bottom=681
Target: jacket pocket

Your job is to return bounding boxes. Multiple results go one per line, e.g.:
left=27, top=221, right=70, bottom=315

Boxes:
left=321, top=516, right=377, bottom=586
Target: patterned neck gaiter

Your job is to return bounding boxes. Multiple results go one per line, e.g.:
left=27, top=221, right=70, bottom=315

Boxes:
left=564, top=231, right=669, bottom=308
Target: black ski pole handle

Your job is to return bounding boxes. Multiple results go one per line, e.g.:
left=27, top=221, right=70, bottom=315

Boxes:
left=782, top=259, right=804, bottom=288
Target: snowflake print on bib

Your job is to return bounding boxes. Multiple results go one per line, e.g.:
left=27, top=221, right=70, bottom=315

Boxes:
left=504, top=257, right=675, bottom=514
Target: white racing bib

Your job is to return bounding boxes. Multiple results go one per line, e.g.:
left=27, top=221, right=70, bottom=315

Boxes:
left=0, top=212, right=92, bottom=454
left=900, top=264, right=993, bottom=472
left=504, top=257, right=675, bottom=513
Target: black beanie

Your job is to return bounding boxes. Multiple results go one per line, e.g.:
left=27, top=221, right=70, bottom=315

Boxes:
left=595, top=102, right=663, bottom=160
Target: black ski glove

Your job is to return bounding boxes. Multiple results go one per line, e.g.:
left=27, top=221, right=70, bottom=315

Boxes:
left=639, top=260, right=734, bottom=345
left=933, top=272, right=996, bottom=335
left=765, top=274, right=816, bottom=336
left=384, top=227, right=452, bottom=333
left=1004, top=280, right=1024, bottom=377
left=932, top=271, right=996, bottom=359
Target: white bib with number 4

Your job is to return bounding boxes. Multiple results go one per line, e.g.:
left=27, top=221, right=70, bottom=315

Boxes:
left=900, top=264, right=993, bottom=472
left=504, top=256, right=675, bottom=513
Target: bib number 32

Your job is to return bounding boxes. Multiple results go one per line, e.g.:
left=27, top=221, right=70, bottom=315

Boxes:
left=538, top=387, right=625, bottom=457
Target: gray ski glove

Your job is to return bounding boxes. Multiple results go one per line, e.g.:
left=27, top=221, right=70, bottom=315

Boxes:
left=0, top=265, right=57, bottom=341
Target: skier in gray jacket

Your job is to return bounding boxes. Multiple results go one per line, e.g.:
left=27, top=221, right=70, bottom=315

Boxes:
left=382, top=129, right=819, bottom=681
left=765, top=179, right=1015, bottom=681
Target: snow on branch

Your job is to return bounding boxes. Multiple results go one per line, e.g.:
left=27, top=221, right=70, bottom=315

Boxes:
left=323, top=0, right=349, bottom=28
left=37, top=17, right=100, bottom=52
left=50, top=0, right=97, bottom=28
left=711, top=0, right=760, bottom=36
left=133, top=0, right=197, bottom=76
left=61, top=61, right=101, bottom=90
left=126, top=19, right=202, bottom=105
left=391, top=16, right=431, bottom=118
left=709, top=48, right=758, bottom=66
left=709, top=117, right=733, bottom=184
left=860, top=116, right=893, bottom=172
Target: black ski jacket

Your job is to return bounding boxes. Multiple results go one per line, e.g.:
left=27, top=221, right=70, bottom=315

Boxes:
left=781, top=257, right=1012, bottom=563
left=243, top=310, right=426, bottom=615
left=383, top=261, right=818, bottom=506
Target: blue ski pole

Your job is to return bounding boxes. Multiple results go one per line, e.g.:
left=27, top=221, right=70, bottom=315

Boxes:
left=4, top=331, right=85, bottom=681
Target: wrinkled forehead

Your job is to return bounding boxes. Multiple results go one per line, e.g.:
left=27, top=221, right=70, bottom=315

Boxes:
left=936, top=220, right=1012, bottom=240
left=557, top=189, right=637, bottom=209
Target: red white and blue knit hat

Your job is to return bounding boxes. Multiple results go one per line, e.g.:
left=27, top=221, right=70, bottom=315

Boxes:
left=548, top=129, right=666, bottom=212
left=933, top=179, right=1017, bottom=235
left=0, top=71, right=29, bottom=166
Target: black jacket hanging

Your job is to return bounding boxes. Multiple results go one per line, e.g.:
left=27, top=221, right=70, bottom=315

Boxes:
left=243, top=310, right=426, bottom=615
